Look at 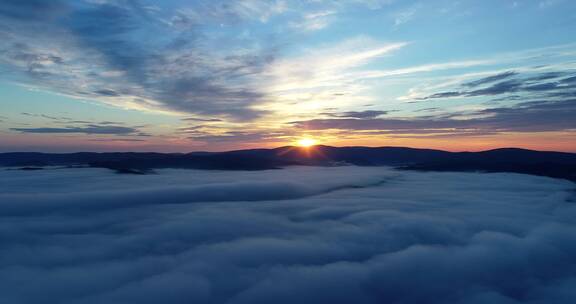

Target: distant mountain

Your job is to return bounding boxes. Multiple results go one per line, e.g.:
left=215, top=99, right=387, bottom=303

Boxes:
left=1, top=146, right=575, bottom=181
left=400, top=148, right=576, bottom=182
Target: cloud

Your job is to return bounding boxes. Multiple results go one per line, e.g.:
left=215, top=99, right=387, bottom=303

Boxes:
left=87, top=138, right=147, bottom=142
left=17, top=113, right=131, bottom=130
left=21, top=112, right=65, bottom=121
left=188, top=130, right=289, bottom=143
left=0, top=1, right=413, bottom=124
left=392, top=4, right=420, bottom=28
left=11, top=125, right=144, bottom=135
left=291, top=99, right=576, bottom=134
left=0, top=0, right=280, bottom=120
left=322, top=110, right=389, bottom=119
left=417, top=70, right=576, bottom=100
left=290, top=10, right=336, bottom=32
left=0, top=168, right=395, bottom=216
left=93, top=89, right=121, bottom=97
left=418, top=91, right=461, bottom=99
left=466, top=79, right=524, bottom=96
left=256, top=37, right=407, bottom=118
left=182, top=117, right=224, bottom=122
left=0, top=167, right=574, bottom=303
left=175, top=0, right=287, bottom=24
left=560, top=75, right=576, bottom=83
left=526, top=71, right=567, bottom=81
left=462, top=71, right=518, bottom=87
left=264, top=38, right=407, bottom=93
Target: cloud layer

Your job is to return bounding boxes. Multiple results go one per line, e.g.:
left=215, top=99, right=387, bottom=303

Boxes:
left=0, top=167, right=575, bottom=303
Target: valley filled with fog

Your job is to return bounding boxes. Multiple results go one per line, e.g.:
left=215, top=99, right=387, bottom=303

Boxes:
left=1, top=167, right=575, bottom=304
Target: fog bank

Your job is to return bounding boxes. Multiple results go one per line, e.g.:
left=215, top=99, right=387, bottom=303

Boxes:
left=0, top=167, right=574, bottom=304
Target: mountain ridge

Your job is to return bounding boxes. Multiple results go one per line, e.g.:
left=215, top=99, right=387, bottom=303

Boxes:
left=1, top=146, right=575, bottom=181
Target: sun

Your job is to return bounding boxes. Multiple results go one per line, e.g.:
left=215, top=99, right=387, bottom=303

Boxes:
left=296, top=138, right=318, bottom=147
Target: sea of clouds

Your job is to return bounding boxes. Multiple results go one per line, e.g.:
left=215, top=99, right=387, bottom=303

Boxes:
left=0, top=166, right=575, bottom=304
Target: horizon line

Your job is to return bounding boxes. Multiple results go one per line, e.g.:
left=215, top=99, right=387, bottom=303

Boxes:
left=0, top=145, right=574, bottom=155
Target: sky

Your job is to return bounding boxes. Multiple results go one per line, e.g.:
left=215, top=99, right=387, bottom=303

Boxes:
left=0, top=0, right=575, bottom=152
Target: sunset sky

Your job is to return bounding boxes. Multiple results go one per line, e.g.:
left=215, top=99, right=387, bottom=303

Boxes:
left=0, top=0, right=575, bottom=152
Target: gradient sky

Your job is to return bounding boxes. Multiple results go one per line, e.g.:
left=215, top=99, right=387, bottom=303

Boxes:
left=0, top=0, right=575, bottom=152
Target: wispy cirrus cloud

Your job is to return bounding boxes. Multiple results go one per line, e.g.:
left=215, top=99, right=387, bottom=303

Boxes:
left=290, top=10, right=336, bottom=32
left=392, top=3, right=420, bottom=28
left=256, top=37, right=408, bottom=118
left=173, top=0, right=287, bottom=24
left=264, top=38, right=407, bottom=93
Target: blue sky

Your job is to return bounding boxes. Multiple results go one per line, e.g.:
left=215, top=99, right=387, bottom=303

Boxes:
left=0, top=0, right=575, bottom=152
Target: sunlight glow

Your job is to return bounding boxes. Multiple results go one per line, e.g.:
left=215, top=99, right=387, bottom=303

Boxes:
left=296, top=138, right=318, bottom=147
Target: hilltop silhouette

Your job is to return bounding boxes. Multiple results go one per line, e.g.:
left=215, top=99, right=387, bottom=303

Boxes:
left=1, top=146, right=575, bottom=181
